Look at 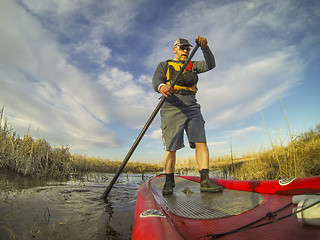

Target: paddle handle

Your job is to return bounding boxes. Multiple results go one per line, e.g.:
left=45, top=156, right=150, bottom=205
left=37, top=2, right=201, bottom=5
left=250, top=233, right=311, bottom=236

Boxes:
left=101, top=44, right=200, bottom=200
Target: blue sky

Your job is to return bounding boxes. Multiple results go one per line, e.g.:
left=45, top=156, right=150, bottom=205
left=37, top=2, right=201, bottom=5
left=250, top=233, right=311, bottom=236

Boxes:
left=1, top=0, right=320, bottom=163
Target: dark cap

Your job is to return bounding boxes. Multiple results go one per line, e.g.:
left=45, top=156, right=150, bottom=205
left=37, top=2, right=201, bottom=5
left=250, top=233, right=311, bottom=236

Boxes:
left=174, top=38, right=193, bottom=47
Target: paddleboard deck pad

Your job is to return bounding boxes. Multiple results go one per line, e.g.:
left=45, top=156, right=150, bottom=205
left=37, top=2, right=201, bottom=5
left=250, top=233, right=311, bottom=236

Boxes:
left=152, top=176, right=263, bottom=219
left=132, top=175, right=320, bottom=240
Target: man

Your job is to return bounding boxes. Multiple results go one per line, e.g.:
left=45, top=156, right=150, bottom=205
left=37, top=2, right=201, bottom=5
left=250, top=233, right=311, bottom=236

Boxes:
left=152, top=35, right=223, bottom=195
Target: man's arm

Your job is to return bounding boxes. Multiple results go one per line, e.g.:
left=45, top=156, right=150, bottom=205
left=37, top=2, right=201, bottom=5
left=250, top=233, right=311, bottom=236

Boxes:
left=152, top=61, right=174, bottom=97
left=152, top=62, right=167, bottom=92
left=193, top=46, right=216, bottom=73
left=193, top=36, right=216, bottom=73
left=202, top=46, right=216, bottom=70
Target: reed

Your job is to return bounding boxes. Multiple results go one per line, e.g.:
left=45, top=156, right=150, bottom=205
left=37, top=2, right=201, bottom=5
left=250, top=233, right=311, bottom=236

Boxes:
left=0, top=112, right=71, bottom=179
left=175, top=125, right=320, bottom=180
left=1, top=107, right=319, bottom=180
left=231, top=125, right=320, bottom=180
left=0, top=107, right=162, bottom=179
left=233, top=96, right=320, bottom=180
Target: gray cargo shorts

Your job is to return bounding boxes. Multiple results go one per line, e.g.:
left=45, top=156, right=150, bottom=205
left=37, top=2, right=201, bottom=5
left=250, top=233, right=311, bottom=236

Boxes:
left=160, top=103, right=206, bottom=151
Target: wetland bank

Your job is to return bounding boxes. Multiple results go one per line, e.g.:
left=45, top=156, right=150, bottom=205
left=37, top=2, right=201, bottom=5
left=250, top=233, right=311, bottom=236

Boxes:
left=1, top=109, right=320, bottom=239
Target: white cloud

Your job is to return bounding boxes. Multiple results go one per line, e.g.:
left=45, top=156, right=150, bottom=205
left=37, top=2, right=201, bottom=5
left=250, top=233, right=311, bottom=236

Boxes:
left=198, top=47, right=303, bottom=129
left=148, top=129, right=162, bottom=141
left=1, top=0, right=319, bottom=161
left=98, top=68, right=143, bottom=98
left=207, top=141, right=228, bottom=147
left=97, top=67, right=159, bottom=128
left=19, top=0, right=145, bottom=71
left=74, top=38, right=111, bottom=68
left=137, top=75, right=152, bottom=85
left=0, top=0, right=120, bottom=149
left=231, top=126, right=262, bottom=140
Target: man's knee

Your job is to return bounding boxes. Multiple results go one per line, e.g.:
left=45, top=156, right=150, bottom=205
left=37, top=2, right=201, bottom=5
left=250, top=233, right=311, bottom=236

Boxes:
left=166, top=150, right=176, bottom=155
left=164, top=150, right=176, bottom=161
left=195, top=142, right=207, bottom=148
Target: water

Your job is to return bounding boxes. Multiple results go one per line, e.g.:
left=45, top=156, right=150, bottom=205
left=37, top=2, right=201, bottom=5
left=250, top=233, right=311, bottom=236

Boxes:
left=0, top=169, right=229, bottom=240
left=0, top=171, right=152, bottom=240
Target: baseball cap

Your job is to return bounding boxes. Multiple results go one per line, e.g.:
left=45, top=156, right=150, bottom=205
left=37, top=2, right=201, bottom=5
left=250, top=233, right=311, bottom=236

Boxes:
left=174, top=38, right=193, bottom=47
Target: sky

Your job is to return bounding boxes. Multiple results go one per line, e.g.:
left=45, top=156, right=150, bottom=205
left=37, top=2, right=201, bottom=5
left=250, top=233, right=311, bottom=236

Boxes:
left=1, top=0, right=320, bottom=164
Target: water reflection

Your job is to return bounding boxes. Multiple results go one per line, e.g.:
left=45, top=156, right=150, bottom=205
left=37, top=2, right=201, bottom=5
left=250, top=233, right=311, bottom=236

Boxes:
left=0, top=171, right=150, bottom=240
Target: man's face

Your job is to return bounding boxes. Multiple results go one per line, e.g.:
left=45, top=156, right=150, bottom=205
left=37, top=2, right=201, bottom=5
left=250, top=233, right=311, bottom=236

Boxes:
left=173, top=45, right=191, bottom=62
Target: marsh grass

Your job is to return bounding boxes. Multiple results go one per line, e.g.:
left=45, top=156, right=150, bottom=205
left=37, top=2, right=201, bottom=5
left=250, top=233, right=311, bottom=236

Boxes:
left=1, top=107, right=319, bottom=180
left=1, top=108, right=71, bottom=179
left=0, top=107, right=162, bottom=180
left=174, top=125, right=320, bottom=180
left=230, top=129, right=318, bottom=181
left=229, top=125, right=320, bottom=180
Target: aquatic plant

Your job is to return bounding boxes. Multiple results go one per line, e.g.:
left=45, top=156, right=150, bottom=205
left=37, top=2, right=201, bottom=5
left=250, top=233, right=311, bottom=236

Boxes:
left=1, top=106, right=319, bottom=180
left=231, top=125, right=320, bottom=180
left=0, top=107, right=162, bottom=179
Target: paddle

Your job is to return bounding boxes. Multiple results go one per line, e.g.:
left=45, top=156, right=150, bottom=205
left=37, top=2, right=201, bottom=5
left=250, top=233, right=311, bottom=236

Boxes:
left=101, top=43, right=200, bottom=200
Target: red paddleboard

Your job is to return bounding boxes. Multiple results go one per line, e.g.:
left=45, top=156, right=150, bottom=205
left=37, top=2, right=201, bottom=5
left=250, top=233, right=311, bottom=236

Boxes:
left=132, top=175, right=320, bottom=240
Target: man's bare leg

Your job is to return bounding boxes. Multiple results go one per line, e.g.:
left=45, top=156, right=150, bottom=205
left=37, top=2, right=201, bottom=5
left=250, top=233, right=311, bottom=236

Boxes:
left=164, top=150, right=176, bottom=173
left=195, top=142, right=209, bottom=170
left=195, top=142, right=223, bottom=193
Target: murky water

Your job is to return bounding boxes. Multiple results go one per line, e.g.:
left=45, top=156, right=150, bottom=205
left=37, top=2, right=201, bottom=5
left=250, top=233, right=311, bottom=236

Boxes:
left=0, top=169, right=229, bottom=240
left=0, top=170, right=152, bottom=240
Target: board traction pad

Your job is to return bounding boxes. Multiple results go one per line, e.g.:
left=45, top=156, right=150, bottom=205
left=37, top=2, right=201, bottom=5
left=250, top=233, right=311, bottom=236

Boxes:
left=152, top=176, right=264, bottom=219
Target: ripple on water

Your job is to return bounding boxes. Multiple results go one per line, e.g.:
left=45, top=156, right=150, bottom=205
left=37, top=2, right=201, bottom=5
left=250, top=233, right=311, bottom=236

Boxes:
left=0, top=172, right=152, bottom=240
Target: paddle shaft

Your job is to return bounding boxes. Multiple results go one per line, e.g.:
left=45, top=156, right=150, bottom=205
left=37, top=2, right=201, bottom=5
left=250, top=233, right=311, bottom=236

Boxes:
left=101, top=44, right=200, bottom=200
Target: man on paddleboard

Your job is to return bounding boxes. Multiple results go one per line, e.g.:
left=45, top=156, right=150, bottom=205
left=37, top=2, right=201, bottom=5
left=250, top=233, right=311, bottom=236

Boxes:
left=152, top=36, right=223, bottom=195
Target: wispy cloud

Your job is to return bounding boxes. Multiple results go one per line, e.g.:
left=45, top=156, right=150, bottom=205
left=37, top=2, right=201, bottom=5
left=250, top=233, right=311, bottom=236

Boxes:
left=199, top=47, right=303, bottom=128
left=231, top=126, right=262, bottom=140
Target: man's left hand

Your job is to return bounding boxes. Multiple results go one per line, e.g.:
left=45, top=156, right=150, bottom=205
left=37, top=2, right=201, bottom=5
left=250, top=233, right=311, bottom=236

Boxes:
left=195, top=35, right=208, bottom=49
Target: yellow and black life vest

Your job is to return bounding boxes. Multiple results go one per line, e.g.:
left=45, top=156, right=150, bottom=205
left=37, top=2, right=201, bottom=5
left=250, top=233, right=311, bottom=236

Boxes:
left=165, top=60, right=198, bottom=94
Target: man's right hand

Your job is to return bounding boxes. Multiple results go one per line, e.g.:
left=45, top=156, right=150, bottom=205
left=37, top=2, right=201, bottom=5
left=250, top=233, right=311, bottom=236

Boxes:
left=159, top=85, right=173, bottom=97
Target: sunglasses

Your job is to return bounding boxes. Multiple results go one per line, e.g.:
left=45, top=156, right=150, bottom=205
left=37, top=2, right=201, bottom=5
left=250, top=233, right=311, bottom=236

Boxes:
left=177, top=45, right=191, bottom=51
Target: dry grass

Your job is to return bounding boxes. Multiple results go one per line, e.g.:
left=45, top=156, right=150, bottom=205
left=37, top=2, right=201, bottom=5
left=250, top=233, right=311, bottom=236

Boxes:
left=174, top=125, right=320, bottom=180
left=0, top=107, right=162, bottom=180
left=230, top=125, right=320, bottom=180
left=0, top=108, right=70, bottom=179
left=1, top=107, right=319, bottom=180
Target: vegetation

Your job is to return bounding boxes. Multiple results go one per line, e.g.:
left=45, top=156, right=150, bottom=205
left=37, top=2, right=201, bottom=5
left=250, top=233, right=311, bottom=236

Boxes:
left=232, top=125, right=320, bottom=180
left=1, top=107, right=319, bottom=180
left=0, top=107, right=162, bottom=180
left=173, top=125, right=320, bottom=180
